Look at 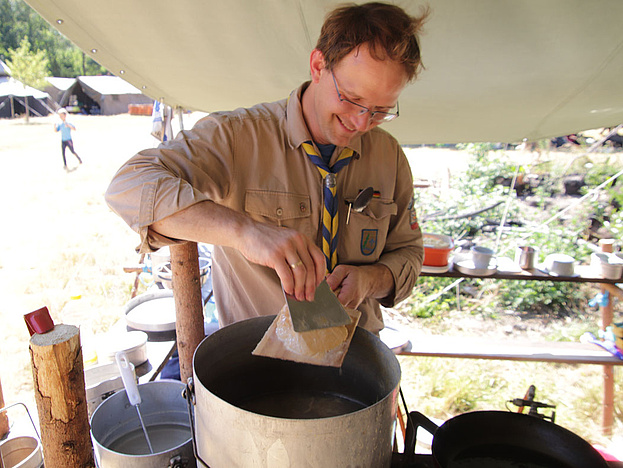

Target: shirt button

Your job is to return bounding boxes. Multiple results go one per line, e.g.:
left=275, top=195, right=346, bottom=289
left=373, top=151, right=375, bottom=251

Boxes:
left=300, top=203, right=306, bottom=213
left=276, top=208, right=283, bottom=217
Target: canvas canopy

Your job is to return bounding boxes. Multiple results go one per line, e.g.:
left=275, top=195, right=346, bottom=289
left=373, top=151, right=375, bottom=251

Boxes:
left=23, top=0, right=623, bottom=144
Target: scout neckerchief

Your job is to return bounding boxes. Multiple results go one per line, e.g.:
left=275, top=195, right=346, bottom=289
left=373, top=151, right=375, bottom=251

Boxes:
left=302, top=141, right=354, bottom=272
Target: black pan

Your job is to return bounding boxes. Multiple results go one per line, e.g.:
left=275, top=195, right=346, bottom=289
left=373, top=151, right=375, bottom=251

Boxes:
left=407, top=410, right=608, bottom=468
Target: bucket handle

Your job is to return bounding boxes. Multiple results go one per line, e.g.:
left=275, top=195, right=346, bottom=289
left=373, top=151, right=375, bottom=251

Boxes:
left=182, top=378, right=211, bottom=468
left=0, top=402, right=41, bottom=442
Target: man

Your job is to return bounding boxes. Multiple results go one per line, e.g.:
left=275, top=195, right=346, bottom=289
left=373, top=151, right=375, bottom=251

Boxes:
left=106, top=2, right=427, bottom=334
left=54, top=108, right=82, bottom=169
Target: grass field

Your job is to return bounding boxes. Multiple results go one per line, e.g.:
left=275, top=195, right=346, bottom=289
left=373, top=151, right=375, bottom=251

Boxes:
left=0, top=113, right=621, bottom=456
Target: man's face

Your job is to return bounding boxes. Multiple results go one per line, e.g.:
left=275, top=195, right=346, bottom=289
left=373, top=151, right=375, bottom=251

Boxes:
left=306, top=44, right=408, bottom=147
left=59, top=112, right=67, bottom=121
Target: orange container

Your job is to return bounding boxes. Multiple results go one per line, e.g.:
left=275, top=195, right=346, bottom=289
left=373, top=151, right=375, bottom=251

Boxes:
left=423, top=233, right=454, bottom=267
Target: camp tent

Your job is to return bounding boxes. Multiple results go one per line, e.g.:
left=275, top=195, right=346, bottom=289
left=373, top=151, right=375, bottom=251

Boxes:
left=45, top=75, right=152, bottom=115
left=0, top=59, right=52, bottom=118
left=44, top=76, right=76, bottom=105
left=22, top=0, right=623, bottom=144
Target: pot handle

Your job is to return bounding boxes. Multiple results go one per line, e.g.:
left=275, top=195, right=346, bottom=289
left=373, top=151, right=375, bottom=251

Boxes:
left=403, top=411, right=440, bottom=459
left=182, top=378, right=212, bottom=468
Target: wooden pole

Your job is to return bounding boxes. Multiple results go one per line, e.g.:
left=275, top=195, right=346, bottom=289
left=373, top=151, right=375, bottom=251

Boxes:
left=170, top=242, right=205, bottom=384
left=599, top=239, right=615, bottom=436
left=29, top=324, right=94, bottom=468
left=0, top=377, right=9, bottom=440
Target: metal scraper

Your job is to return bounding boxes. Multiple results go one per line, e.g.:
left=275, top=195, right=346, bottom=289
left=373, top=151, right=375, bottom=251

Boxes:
left=284, top=279, right=352, bottom=332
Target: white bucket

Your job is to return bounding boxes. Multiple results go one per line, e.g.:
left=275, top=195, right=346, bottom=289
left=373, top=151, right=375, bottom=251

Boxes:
left=0, top=436, right=43, bottom=468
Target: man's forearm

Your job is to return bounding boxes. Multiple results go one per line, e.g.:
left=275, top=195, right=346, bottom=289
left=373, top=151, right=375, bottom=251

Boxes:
left=151, top=200, right=249, bottom=250
left=151, top=200, right=327, bottom=301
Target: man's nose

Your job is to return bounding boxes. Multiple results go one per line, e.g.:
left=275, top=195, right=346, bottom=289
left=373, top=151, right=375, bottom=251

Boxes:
left=351, top=112, right=373, bottom=133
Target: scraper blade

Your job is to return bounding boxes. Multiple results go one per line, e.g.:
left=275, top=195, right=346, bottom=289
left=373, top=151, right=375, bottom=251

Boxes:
left=284, top=279, right=352, bottom=332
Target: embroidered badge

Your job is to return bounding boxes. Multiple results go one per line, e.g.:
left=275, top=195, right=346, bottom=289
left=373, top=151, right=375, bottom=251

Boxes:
left=361, top=229, right=378, bottom=256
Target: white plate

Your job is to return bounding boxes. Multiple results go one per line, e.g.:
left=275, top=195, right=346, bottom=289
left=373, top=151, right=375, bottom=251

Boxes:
left=455, top=259, right=497, bottom=276
left=537, top=265, right=579, bottom=278
left=421, top=264, right=450, bottom=274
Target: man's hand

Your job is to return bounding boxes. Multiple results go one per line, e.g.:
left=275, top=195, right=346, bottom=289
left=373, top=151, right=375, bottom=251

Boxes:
left=151, top=200, right=325, bottom=302
left=326, top=263, right=394, bottom=309
left=237, top=222, right=326, bottom=302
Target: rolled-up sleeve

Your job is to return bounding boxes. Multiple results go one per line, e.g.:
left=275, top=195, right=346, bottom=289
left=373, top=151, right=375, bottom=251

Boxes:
left=104, top=114, right=235, bottom=252
left=376, top=147, right=424, bottom=306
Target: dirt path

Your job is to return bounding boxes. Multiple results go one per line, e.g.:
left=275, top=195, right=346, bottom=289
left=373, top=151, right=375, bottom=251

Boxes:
left=0, top=113, right=188, bottom=414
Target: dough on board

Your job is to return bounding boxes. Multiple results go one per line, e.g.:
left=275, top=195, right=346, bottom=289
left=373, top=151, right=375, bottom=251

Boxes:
left=275, top=304, right=348, bottom=355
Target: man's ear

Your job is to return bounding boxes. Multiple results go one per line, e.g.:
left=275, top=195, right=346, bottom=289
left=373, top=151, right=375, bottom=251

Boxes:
left=309, top=49, right=326, bottom=83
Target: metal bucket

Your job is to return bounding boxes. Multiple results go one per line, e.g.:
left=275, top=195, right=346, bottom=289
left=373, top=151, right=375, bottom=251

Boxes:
left=190, top=315, right=401, bottom=468
left=0, top=436, right=43, bottom=468
left=90, top=380, right=195, bottom=468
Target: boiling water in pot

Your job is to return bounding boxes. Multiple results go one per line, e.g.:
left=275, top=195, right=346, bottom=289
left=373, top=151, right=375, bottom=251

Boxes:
left=107, top=422, right=190, bottom=455
left=236, top=389, right=367, bottom=419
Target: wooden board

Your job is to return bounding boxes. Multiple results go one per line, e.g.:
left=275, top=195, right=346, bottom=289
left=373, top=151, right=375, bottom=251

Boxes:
left=398, top=333, right=623, bottom=365
left=253, top=307, right=361, bottom=367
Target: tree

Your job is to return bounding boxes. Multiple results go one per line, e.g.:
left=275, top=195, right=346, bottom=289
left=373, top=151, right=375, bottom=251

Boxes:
left=7, top=36, right=49, bottom=122
left=0, top=0, right=107, bottom=77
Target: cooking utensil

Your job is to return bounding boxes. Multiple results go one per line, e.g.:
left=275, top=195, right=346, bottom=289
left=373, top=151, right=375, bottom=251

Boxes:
left=406, top=410, right=608, bottom=468
left=346, top=186, right=374, bottom=224
left=422, top=233, right=454, bottom=267
left=253, top=305, right=360, bottom=367
left=191, top=315, right=401, bottom=467
left=471, top=245, right=495, bottom=269
left=90, top=381, right=193, bottom=467
left=285, top=279, right=351, bottom=332
left=515, top=245, right=538, bottom=269
left=115, top=352, right=153, bottom=454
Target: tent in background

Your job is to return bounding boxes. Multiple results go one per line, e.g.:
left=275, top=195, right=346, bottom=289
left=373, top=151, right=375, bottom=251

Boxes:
left=44, top=76, right=75, bottom=106
left=0, top=59, right=53, bottom=118
left=46, top=75, right=152, bottom=115
left=22, top=0, right=623, bottom=144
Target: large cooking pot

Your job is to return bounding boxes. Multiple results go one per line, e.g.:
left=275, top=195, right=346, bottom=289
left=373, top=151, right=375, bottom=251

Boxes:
left=407, top=410, right=608, bottom=467
left=189, top=315, right=401, bottom=468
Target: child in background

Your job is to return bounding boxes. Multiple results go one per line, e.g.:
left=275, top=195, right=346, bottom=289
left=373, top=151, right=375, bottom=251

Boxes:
left=54, top=108, right=82, bottom=169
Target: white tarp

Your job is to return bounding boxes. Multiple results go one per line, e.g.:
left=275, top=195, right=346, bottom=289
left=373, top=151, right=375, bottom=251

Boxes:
left=0, top=76, right=49, bottom=99
left=23, top=0, right=623, bottom=144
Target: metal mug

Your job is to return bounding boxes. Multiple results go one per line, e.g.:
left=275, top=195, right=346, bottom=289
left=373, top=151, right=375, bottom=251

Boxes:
left=515, top=246, right=537, bottom=270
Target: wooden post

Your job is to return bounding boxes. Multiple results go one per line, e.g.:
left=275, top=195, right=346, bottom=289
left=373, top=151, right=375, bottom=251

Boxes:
left=170, top=242, right=205, bottom=385
left=29, top=324, right=94, bottom=468
left=0, top=377, right=9, bottom=440
left=599, top=238, right=615, bottom=436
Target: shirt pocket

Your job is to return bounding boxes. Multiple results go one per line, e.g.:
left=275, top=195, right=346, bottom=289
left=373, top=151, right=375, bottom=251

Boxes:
left=244, top=190, right=314, bottom=239
left=341, top=198, right=397, bottom=263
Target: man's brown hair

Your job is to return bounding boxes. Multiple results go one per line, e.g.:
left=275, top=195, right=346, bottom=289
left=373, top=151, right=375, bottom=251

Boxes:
left=315, top=2, right=429, bottom=82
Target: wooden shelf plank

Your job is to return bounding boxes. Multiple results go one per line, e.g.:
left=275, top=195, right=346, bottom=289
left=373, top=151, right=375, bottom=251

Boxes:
left=421, top=264, right=623, bottom=284
left=397, top=334, right=623, bottom=366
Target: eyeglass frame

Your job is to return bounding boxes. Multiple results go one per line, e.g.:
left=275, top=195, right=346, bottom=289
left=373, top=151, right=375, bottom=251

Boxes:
left=330, top=71, right=400, bottom=123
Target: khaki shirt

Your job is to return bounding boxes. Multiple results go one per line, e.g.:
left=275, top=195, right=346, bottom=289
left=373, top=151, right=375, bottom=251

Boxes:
left=106, top=82, right=423, bottom=333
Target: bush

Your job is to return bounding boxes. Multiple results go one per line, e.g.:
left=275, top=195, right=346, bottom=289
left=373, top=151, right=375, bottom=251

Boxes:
left=412, top=143, right=606, bottom=317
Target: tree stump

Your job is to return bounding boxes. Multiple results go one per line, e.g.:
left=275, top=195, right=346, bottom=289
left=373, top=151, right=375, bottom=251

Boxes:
left=29, top=324, right=94, bottom=468
left=170, top=242, right=205, bottom=384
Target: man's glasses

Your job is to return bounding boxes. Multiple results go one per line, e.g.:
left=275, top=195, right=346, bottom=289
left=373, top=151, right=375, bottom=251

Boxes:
left=331, top=72, right=399, bottom=123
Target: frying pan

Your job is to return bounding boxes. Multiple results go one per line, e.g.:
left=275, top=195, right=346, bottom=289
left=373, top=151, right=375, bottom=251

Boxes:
left=406, top=410, right=608, bottom=468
